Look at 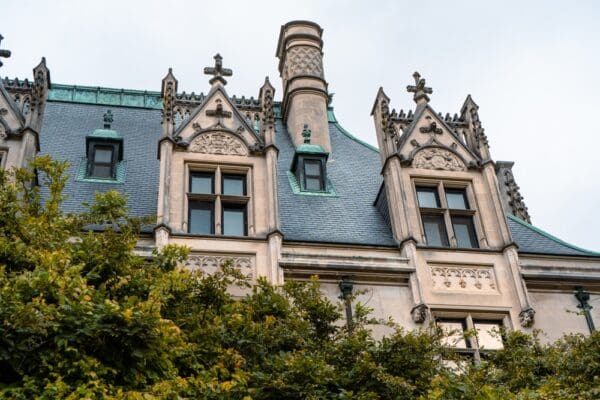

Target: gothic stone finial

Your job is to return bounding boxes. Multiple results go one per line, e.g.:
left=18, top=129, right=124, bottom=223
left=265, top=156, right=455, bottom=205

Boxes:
left=103, top=110, right=113, bottom=129
left=0, top=35, right=12, bottom=68
left=203, top=53, right=233, bottom=86
left=302, top=124, right=312, bottom=143
left=406, top=71, right=432, bottom=104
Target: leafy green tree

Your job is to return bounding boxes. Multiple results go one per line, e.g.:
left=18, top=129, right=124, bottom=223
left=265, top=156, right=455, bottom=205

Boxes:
left=0, top=157, right=598, bottom=399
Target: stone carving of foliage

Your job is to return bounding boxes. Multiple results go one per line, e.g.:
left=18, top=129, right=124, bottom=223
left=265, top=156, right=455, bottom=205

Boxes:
left=430, top=265, right=497, bottom=292
left=413, top=148, right=465, bottom=171
left=188, top=132, right=248, bottom=156
left=184, top=254, right=254, bottom=278
left=285, top=46, right=323, bottom=79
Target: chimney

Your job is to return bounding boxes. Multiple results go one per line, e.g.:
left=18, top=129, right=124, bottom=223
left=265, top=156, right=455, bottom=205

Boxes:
left=276, top=20, right=331, bottom=152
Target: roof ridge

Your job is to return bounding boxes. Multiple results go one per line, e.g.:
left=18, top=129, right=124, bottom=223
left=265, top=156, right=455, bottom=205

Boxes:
left=507, top=214, right=600, bottom=256
left=327, top=107, right=380, bottom=153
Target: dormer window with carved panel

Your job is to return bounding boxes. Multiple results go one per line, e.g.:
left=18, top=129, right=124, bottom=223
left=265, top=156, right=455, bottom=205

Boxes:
left=187, top=165, right=251, bottom=236
left=415, top=182, right=480, bottom=249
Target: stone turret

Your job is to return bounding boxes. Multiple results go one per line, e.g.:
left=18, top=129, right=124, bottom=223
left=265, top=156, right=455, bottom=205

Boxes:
left=276, top=20, right=331, bottom=152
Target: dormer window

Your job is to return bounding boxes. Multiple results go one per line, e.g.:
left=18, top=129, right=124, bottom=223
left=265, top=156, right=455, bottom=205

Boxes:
left=290, top=124, right=330, bottom=193
left=187, top=168, right=249, bottom=236
left=303, top=159, right=324, bottom=191
left=416, top=183, right=479, bottom=248
left=84, top=110, right=123, bottom=181
left=88, top=143, right=119, bottom=179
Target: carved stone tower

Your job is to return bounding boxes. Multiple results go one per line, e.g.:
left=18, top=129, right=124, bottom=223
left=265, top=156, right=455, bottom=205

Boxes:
left=276, top=21, right=331, bottom=152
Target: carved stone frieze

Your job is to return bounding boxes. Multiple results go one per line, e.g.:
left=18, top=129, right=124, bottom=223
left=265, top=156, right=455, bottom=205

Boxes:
left=184, top=254, right=254, bottom=278
left=188, top=132, right=248, bottom=156
left=285, top=46, right=323, bottom=80
left=413, top=147, right=465, bottom=171
left=430, top=265, right=497, bottom=292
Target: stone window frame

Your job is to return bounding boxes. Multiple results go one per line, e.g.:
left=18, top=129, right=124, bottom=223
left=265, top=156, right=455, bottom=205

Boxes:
left=302, top=158, right=325, bottom=191
left=86, top=140, right=121, bottom=180
left=184, top=163, right=253, bottom=236
left=413, top=179, right=484, bottom=249
left=433, top=310, right=510, bottom=363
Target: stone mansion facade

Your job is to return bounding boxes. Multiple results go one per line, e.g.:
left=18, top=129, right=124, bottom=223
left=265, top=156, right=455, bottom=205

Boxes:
left=0, top=21, right=598, bottom=352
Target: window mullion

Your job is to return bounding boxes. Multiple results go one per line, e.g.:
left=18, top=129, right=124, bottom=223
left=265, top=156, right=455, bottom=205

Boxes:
left=215, top=167, right=222, bottom=234
left=446, top=211, right=457, bottom=247
left=215, top=195, right=222, bottom=235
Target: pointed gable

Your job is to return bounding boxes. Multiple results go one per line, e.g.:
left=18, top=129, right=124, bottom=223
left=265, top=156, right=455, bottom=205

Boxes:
left=398, top=104, right=481, bottom=171
left=173, top=85, right=262, bottom=154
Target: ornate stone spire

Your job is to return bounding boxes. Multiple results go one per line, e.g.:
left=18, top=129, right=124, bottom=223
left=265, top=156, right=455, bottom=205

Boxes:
left=0, top=35, right=11, bottom=68
left=406, top=72, right=432, bottom=105
left=203, top=54, right=232, bottom=86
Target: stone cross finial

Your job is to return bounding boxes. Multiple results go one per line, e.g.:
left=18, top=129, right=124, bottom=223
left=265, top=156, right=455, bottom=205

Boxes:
left=203, top=53, right=233, bottom=86
left=0, top=35, right=12, bottom=68
left=419, top=121, right=443, bottom=140
left=406, top=72, right=432, bottom=104
left=302, top=124, right=312, bottom=143
left=206, top=99, right=232, bottom=127
left=103, top=110, right=113, bottom=129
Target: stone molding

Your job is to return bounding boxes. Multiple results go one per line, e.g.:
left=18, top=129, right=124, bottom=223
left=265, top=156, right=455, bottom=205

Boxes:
left=413, top=147, right=466, bottom=171
left=430, top=264, right=498, bottom=292
left=184, top=254, right=254, bottom=278
left=188, top=132, right=248, bottom=156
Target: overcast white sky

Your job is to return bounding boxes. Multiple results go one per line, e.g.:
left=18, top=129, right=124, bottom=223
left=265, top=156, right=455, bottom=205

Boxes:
left=3, top=0, right=599, bottom=250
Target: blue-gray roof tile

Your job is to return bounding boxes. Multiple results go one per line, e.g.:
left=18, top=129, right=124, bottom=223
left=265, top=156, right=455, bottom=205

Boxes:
left=39, top=101, right=161, bottom=226
left=276, top=118, right=396, bottom=247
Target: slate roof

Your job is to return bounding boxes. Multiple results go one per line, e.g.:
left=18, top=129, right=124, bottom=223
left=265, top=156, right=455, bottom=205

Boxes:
left=38, top=85, right=599, bottom=256
left=276, top=117, right=396, bottom=247
left=507, top=214, right=600, bottom=257
left=39, top=101, right=162, bottom=226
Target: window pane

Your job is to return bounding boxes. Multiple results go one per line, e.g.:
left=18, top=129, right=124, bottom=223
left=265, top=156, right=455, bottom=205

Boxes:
left=223, top=205, right=246, bottom=236
left=474, top=322, right=504, bottom=350
left=422, top=214, right=449, bottom=246
left=222, top=175, right=245, bottom=196
left=189, top=201, right=213, bottom=234
left=438, top=321, right=467, bottom=348
left=452, top=216, right=478, bottom=248
left=190, top=173, right=213, bottom=194
left=446, top=189, right=468, bottom=210
left=91, top=164, right=112, bottom=178
left=304, top=160, right=321, bottom=176
left=94, top=147, right=113, bottom=163
left=416, top=187, right=440, bottom=208
left=305, top=177, right=322, bottom=191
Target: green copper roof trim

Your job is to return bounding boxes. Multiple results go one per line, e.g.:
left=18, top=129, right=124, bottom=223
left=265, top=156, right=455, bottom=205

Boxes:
left=327, top=107, right=380, bottom=153
left=507, top=214, right=600, bottom=256
left=87, top=128, right=123, bottom=140
left=48, top=83, right=163, bottom=110
left=75, top=157, right=126, bottom=184
left=295, top=143, right=328, bottom=155
left=286, top=171, right=337, bottom=197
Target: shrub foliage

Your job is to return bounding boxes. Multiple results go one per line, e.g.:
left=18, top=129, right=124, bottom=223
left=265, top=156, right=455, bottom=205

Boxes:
left=0, top=158, right=598, bottom=399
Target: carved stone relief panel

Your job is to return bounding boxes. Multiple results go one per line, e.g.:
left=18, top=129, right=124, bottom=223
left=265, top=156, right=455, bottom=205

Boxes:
left=188, top=132, right=248, bottom=156
left=285, top=46, right=324, bottom=80
left=184, top=254, right=255, bottom=279
left=430, top=264, right=498, bottom=293
left=413, top=148, right=465, bottom=171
